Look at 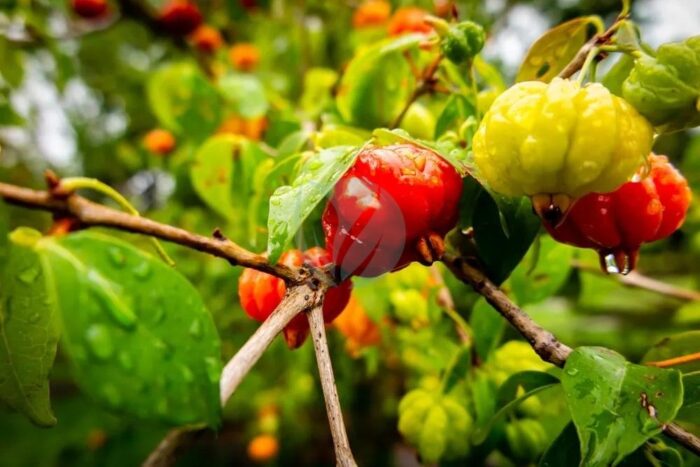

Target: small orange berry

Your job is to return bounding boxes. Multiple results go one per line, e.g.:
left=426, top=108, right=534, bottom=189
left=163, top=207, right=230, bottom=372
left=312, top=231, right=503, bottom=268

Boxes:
left=217, top=116, right=267, bottom=141
left=247, top=434, right=279, bottom=462
left=143, top=129, right=176, bottom=155
left=352, top=0, right=391, bottom=29
left=189, top=25, right=224, bottom=53
left=229, top=43, right=260, bottom=71
left=387, top=7, right=433, bottom=36
left=334, top=295, right=381, bottom=356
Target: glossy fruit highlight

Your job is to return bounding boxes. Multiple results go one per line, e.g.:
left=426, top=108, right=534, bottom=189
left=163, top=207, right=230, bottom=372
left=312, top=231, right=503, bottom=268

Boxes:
left=545, top=154, right=692, bottom=273
left=322, top=144, right=462, bottom=278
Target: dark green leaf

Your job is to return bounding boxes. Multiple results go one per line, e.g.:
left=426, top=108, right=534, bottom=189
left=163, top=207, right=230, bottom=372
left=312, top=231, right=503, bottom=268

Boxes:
left=470, top=298, right=504, bottom=360
left=619, top=439, right=684, bottom=467
left=473, top=191, right=540, bottom=284
left=37, top=232, right=222, bottom=427
left=677, top=371, right=700, bottom=424
left=509, top=236, right=574, bottom=305
left=218, top=74, right=269, bottom=118
left=562, top=347, right=683, bottom=466
left=336, top=35, right=422, bottom=128
left=441, top=347, right=471, bottom=394
left=0, top=228, right=59, bottom=427
left=267, top=145, right=359, bottom=262
left=539, top=423, right=580, bottom=467
left=473, top=370, right=559, bottom=444
left=434, top=94, right=476, bottom=139
left=643, top=331, right=700, bottom=373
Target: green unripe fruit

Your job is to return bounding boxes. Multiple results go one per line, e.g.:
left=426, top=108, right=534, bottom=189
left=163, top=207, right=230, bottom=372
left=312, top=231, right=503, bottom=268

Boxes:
left=400, top=102, right=436, bottom=140
left=622, top=36, right=700, bottom=133
left=397, top=389, right=473, bottom=462
left=441, top=21, right=486, bottom=64
left=505, top=419, right=548, bottom=462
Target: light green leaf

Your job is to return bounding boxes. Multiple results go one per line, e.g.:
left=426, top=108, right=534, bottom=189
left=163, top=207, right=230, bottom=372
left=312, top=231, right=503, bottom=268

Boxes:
left=516, top=16, right=600, bottom=82
left=441, top=347, right=471, bottom=394
left=0, top=229, right=59, bottom=427
left=434, top=94, right=476, bottom=139
left=190, top=135, right=237, bottom=221
left=562, top=347, right=683, bottom=466
left=218, top=74, right=269, bottom=118
left=337, top=34, right=422, bottom=129
left=266, top=145, right=359, bottom=262
left=677, top=371, right=700, bottom=424
left=37, top=232, right=222, bottom=427
left=147, top=62, right=221, bottom=139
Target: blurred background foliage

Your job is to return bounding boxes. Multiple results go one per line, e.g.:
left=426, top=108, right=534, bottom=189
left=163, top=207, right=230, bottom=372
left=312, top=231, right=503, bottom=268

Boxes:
left=0, top=0, right=699, bottom=465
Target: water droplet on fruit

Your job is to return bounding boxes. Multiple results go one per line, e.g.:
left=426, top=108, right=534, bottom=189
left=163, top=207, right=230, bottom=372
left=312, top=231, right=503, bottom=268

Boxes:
left=204, top=357, right=220, bottom=383
left=18, top=266, right=40, bottom=284
left=85, top=324, right=114, bottom=360
left=108, top=247, right=126, bottom=267
left=133, top=261, right=152, bottom=279
left=188, top=319, right=202, bottom=339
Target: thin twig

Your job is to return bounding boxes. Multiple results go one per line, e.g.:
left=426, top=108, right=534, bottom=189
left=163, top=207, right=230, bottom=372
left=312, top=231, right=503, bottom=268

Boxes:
left=307, top=305, right=358, bottom=467
left=220, top=284, right=324, bottom=404
left=442, top=253, right=572, bottom=366
left=145, top=283, right=326, bottom=467
left=0, top=182, right=301, bottom=282
left=573, top=261, right=700, bottom=302
left=646, top=352, right=700, bottom=369
left=430, top=265, right=471, bottom=344
left=441, top=253, right=700, bottom=456
left=557, top=16, right=623, bottom=80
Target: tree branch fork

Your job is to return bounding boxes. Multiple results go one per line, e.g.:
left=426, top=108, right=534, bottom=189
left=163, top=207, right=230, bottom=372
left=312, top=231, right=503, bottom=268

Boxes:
left=0, top=176, right=698, bottom=462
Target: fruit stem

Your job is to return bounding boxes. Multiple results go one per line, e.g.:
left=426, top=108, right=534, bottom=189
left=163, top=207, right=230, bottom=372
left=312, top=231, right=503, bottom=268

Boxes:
left=576, top=45, right=600, bottom=85
left=60, top=177, right=175, bottom=266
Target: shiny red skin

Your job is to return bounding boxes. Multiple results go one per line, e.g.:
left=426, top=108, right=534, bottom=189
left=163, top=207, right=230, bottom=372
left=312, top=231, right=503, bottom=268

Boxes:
left=71, top=0, right=108, bottom=18
left=159, top=2, right=203, bottom=36
left=322, top=144, right=463, bottom=278
left=546, top=155, right=691, bottom=272
left=237, top=248, right=352, bottom=349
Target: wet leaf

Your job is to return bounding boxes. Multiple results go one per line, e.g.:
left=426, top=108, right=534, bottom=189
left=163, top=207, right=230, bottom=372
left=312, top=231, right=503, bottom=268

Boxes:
left=0, top=230, right=59, bottom=427
left=37, top=232, right=222, bottom=427
left=562, top=347, right=683, bottom=466
left=516, top=16, right=600, bottom=83
left=267, top=145, right=360, bottom=262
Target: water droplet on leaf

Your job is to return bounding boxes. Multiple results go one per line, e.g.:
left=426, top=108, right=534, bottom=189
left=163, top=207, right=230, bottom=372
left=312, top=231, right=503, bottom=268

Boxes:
left=18, top=266, right=40, bottom=284
left=133, top=261, right=152, bottom=279
left=189, top=319, right=202, bottom=339
left=108, top=247, right=126, bottom=267
left=204, top=357, right=220, bottom=384
left=85, top=324, right=114, bottom=360
left=566, top=368, right=579, bottom=376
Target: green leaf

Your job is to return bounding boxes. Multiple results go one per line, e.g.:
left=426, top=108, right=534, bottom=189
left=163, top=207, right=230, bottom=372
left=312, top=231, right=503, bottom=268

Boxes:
left=147, top=62, right=221, bottom=139
left=602, top=54, right=636, bottom=96
left=190, top=135, right=237, bottom=221
left=472, top=191, right=541, bottom=284
left=473, top=370, right=560, bottom=444
left=677, top=371, right=700, bottom=424
left=441, top=347, right=471, bottom=394
left=0, top=37, right=24, bottom=87
left=37, top=232, right=222, bottom=427
left=516, top=16, right=600, bottom=82
left=562, top=347, right=683, bottom=466
left=218, top=74, right=269, bottom=118
left=509, top=236, right=574, bottom=306
left=539, top=423, right=580, bottom=467
left=266, top=145, right=359, bottom=262
left=0, top=230, right=59, bottom=427
left=434, top=94, right=476, bottom=139
left=470, top=298, right=504, bottom=361
left=337, top=34, right=422, bottom=129
left=642, top=331, right=700, bottom=373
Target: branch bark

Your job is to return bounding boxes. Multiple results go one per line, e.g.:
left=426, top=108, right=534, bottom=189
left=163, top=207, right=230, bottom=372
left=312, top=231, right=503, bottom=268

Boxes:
left=144, top=283, right=326, bottom=467
left=0, top=182, right=301, bottom=282
left=307, top=305, right=358, bottom=467
left=441, top=253, right=700, bottom=457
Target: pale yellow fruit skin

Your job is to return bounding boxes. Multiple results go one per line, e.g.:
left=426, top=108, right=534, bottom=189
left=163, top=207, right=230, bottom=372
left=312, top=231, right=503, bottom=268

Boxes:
left=472, top=78, right=654, bottom=198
